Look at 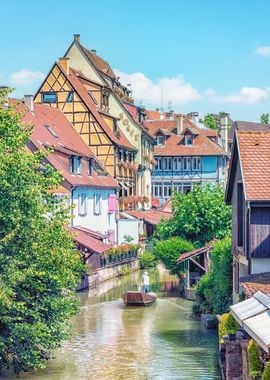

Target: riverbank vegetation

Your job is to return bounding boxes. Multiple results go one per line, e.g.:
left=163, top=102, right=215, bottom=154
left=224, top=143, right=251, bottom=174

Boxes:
left=140, top=251, right=157, bottom=269
left=154, top=184, right=232, bottom=314
left=0, top=89, right=84, bottom=373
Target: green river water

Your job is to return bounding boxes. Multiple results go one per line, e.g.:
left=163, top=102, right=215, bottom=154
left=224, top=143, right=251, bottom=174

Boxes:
left=4, top=266, right=220, bottom=380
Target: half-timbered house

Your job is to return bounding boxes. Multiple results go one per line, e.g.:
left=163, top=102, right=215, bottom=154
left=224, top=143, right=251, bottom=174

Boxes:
left=226, top=130, right=270, bottom=302
left=34, top=59, right=138, bottom=210
left=62, top=34, right=155, bottom=210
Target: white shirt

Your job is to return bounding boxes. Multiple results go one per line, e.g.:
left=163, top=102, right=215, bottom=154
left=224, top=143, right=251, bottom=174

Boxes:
left=142, top=273, right=150, bottom=286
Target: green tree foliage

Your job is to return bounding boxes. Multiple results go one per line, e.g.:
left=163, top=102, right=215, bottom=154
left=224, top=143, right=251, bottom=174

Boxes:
left=156, top=185, right=231, bottom=245
left=260, top=113, right=270, bottom=124
left=195, top=237, right=232, bottom=314
left=223, top=313, right=239, bottom=335
left=0, top=89, right=84, bottom=373
left=248, top=339, right=263, bottom=378
left=262, top=360, right=270, bottom=380
left=203, top=113, right=218, bottom=129
left=140, top=251, right=157, bottom=269
left=154, top=237, right=194, bottom=274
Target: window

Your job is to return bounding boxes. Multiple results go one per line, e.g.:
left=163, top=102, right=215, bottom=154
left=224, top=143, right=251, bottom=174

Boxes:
left=163, top=157, right=172, bottom=171
left=42, top=92, right=57, bottom=103
left=66, top=91, right=74, bottom=103
left=157, top=157, right=163, bottom=171
left=94, top=194, right=102, bottom=215
left=102, top=94, right=109, bottom=107
left=183, top=157, right=191, bottom=171
left=88, top=91, right=98, bottom=105
left=173, top=183, right=182, bottom=193
left=69, top=156, right=81, bottom=174
left=184, top=134, right=193, bottom=146
left=153, top=183, right=162, bottom=197
left=192, top=157, right=201, bottom=171
left=183, top=183, right=191, bottom=194
left=45, top=124, right=58, bottom=138
left=163, top=183, right=172, bottom=198
left=173, top=157, right=182, bottom=171
left=157, top=135, right=165, bottom=146
left=78, top=193, right=87, bottom=216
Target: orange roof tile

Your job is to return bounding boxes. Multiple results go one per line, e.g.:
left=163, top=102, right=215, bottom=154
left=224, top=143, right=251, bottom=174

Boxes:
left=240, top=272, right=270, bottom=297
left=237, top=131, right=270, bottom=200
left=80, top=45, right=117, bottom=80
left=126, top=209, right=171, bottom=225
left=146, top=119, right=226, bottom=157
left=68, top=226, right=111, bottom=254
left=65, top=66, right=136, bottom=151
left=10, top=99, right=118, bottom=189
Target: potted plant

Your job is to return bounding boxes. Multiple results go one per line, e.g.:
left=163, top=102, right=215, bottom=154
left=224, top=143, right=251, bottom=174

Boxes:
left=248, top=339, right=263, bottom=379
left=143, top=195, right=149, bottom=203
left=262, top=360, right=270, bottom=380
left=224, top=313, right=239, bottom=340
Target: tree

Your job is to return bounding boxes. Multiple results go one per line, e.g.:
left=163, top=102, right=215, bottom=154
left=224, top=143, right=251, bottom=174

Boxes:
left=260, top=113, right=270, bottom=124
left=156, top=184, right=231, bottom=246
left=0, top=89, right=84, bottom=373
left=262, top=360, right=270, bottom=380
left=154, top=237, right=194, bottom=274
left=195, top=237, right=232, bottom=314
left=202, top=113, right=218, bottom=129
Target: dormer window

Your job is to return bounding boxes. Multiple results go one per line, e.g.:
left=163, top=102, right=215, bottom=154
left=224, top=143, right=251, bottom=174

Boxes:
left=157, top=135, right=165, bottom=146
left=42, top=92, right=57, bottom=103
left=69, top=156, right=81, bottom=174
left=88, top=159, right=92, bottom=176
left=184, top=134, right=193, bottom=146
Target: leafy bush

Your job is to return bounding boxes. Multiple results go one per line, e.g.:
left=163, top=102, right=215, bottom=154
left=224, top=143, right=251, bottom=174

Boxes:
left=262, top=360, right=270, bottom=380
left=248, top=339, right=263, bottom=378
left=224, top=313, right=239, bottom=335
left=195, top=237, right=232, bottom=314
left=156, top=184, right=231, bottom=245
left=154, top=237, right=194, bottom=274
left=218, top=313, right=229, bottom=342
left=140, top=251, right=157, bottom=269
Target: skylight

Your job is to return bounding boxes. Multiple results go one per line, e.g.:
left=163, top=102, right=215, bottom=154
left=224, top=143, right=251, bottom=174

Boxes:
left=45, top=124, right=58, bottom=138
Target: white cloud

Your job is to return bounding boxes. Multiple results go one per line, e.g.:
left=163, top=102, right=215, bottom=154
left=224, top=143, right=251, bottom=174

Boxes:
left=208, top=86, right=269, bottom=105
left=114, top=69, right=201, bottom=107
left=9, top=70, right=45, bottom=85
left=255, top=46, right=270, bottom=57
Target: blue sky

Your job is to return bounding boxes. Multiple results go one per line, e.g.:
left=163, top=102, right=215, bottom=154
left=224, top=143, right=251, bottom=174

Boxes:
left=2, top=0, right=270, bottom=121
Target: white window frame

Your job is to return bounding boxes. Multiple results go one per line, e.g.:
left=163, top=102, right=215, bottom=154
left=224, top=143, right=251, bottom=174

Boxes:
left=78, top=193, right=87, bottom=216
left=163, top=157, right=172, bottom=171
left=184, top=134, right=193, bottom=146
left=94, top=194, right=102, bottom=215
left=173, top=157, right=182, bottom=171
left=153, top=183, right=162, bottom=197
left=183, top=157, right=191, bottom=171
left=157, top=157, right=163, bottom=171
left=157, top=135, right=165, bottom=146
left=192, top=157, right=201, bottom=171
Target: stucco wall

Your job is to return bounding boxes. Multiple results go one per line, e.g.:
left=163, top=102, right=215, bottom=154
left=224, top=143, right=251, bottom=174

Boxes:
left=72, top=187, right=117, bottom=236
left=118, top=218, right=139, bottom=244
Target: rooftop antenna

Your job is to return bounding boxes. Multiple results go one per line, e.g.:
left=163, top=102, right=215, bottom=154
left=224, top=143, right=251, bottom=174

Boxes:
left=139, top=99, right=144, bottom=107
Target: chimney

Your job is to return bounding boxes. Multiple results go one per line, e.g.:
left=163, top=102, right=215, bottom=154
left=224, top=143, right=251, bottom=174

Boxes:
left=59, top=57, right=70, bottom=75
left=176, top=115, right=184, bottom=135
left=73, top=34, right=80, bottom=43
left=220, top=114, right=229, bottom=152
left=91, top=49, right=97, bottom=55
left=24, top=95, right=34, bottom=112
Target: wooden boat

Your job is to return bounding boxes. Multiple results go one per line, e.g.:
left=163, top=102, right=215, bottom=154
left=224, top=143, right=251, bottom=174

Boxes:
left=122, top=291, right=157, bottom=306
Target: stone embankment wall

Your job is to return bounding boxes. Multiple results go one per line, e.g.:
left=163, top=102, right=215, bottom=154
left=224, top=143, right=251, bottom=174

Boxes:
left=77, top=258, right=140, bottom=290
left=221, top=338, right=252, bottom=380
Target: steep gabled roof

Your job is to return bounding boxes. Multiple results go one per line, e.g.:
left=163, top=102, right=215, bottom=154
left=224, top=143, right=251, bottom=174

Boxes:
left=10, top=99, right=118, bottom=189
left=146, top=119, right=226, bottom=157
left=229, top=120, right=270, bottom=141
left=236, top=131, right=270, bottom=201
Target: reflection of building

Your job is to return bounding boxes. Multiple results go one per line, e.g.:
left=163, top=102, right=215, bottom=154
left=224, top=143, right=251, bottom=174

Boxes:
left=226, top=130, right=270, bottom=302
left=146, top=114, right=227, bottom=205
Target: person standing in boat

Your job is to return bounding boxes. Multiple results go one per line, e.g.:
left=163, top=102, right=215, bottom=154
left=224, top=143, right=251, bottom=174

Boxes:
left=142, top=271, right=150, bottom=293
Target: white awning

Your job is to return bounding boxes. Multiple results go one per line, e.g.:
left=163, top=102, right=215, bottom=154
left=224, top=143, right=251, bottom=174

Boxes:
left=230, top=291, right=270, bottom=352
left=119, top=181, right=128, bottom=190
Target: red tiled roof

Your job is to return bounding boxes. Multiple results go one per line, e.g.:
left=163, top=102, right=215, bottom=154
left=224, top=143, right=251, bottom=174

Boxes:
left=68, top=226, right=111, bottom=254
left=237, top=131, right=270, bottom=200
left=161, top=198, right=172, bottom=213
left=10, top=99, right=118, bottom=189
left=126, top=209, right=171, bottom=225
left=57, top=64, right=136, bottom=151
left=80, top=45, right=117, bottom=80
left=176, top=245, right=212, bottom=263
left=240, top=272, right=270, bottom=297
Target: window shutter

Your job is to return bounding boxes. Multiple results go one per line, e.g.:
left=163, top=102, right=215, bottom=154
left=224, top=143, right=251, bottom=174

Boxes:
left=78, top=194, right=87, bottom=215
left=94, top=194, right=101, bottom=215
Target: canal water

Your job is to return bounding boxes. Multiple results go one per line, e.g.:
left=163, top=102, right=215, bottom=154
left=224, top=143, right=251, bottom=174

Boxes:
left=5, top=266, right=220, bottom=380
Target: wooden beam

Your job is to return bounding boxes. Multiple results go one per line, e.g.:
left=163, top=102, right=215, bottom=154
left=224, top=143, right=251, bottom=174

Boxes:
left=189, top=257, right=206, bottom=272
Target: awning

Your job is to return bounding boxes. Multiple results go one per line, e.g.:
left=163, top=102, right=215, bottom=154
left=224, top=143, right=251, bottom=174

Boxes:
left=230, top=291, right=270, bottom=352
left=119, top=181, right=128, bottom=190
left=176, top=245, right=212, bottom=263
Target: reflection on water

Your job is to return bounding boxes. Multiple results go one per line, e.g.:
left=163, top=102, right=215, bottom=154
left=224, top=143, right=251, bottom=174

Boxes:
left=4, top=266, right=220, bottom=380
